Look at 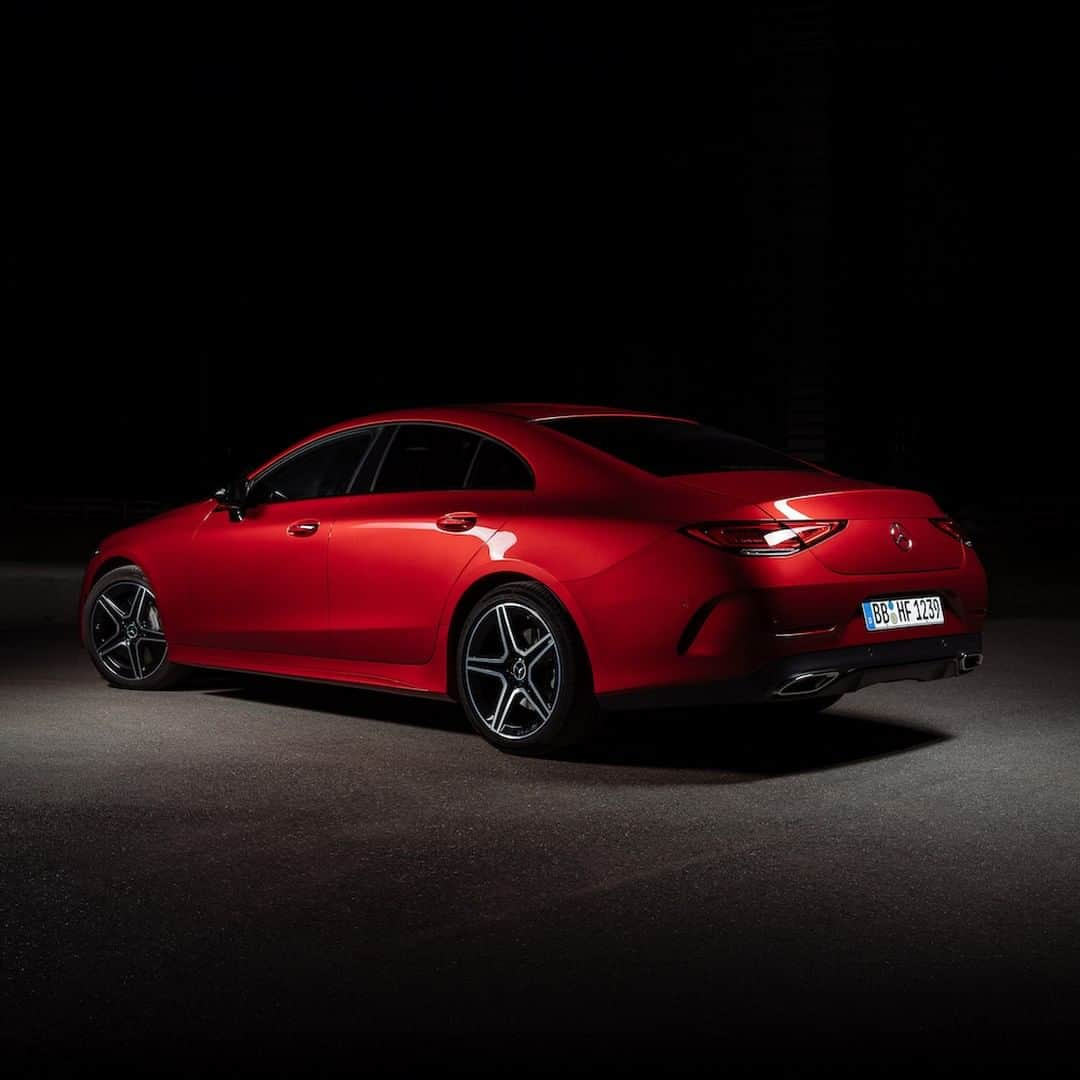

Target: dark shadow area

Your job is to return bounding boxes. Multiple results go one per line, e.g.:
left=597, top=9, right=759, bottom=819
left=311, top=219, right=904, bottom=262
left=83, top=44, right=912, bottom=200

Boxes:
left=204, top=674, right=471, bottom=735
left=0, top=627, right=80, bottom=648
left=203, top=671, right=948, bottom=776
left=568, top=705, right=949, bottom=774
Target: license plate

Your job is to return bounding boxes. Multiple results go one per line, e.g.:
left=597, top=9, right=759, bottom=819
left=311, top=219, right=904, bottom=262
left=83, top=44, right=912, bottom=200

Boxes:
left=862, top=595, right=944, bottom=632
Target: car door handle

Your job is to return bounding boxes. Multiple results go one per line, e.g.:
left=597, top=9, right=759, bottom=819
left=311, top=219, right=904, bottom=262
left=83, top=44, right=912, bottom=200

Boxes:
left=436, top=512, right=477, bottom=533
left=287, top=520, right=320, bottom=537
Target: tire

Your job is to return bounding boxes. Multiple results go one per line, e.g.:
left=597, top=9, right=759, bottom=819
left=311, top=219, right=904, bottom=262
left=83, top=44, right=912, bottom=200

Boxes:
left=456, top=582, right=596, bottom=755
left=83, top=564, right=186, bottom=690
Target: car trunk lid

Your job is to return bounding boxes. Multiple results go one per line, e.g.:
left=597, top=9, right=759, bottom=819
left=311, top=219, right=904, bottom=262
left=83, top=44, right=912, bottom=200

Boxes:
left=668, top=470, right=963, bottom=574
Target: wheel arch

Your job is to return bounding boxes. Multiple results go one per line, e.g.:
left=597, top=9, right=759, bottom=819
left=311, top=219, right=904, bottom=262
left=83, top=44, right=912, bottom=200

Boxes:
left=91, top=556, right=140, bottom=586
left=443, top=570, right=594, bottom=701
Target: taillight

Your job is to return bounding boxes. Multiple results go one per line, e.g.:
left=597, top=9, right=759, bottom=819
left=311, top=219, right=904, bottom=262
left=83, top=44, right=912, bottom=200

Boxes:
left=682, top=520, right=846, bottom=556
left=930, top=518, right=973, bottom=546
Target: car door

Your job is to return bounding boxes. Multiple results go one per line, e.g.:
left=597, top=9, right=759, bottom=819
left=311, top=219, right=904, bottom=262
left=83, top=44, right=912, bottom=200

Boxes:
left=184, top=427, right=380, bottom=656
left=326, top=424, right=534, bottom=664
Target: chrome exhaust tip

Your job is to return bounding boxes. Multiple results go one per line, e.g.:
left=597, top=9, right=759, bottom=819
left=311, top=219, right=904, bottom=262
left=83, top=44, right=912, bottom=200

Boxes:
left=775, top=670, right=841, bottom=697
left=959, top=652, right=983, bottom=674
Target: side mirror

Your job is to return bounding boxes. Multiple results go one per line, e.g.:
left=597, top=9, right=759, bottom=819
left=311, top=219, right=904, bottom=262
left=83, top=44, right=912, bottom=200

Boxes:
left=214, top=472, right=252, bottom=521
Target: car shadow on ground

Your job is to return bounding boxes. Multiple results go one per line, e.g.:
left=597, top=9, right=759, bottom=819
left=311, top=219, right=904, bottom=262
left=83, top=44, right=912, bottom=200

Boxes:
left=568, top=707, right=950, bottom=774
left=197, top=672, right=950, bottom=777
left=198, top=673, right=471, bottom=734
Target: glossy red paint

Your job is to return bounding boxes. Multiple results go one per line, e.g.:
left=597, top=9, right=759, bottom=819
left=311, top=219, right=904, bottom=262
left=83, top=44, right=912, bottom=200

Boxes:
left=80, top=404, right=988, bottom=704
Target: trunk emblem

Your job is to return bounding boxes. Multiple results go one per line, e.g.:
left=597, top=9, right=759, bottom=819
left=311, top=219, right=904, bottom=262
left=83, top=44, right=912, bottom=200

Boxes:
left=890, top=522, right=913, bottom=552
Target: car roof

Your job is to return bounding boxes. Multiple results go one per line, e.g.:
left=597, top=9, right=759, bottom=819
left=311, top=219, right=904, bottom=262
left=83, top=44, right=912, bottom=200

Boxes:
left=309, top=403, right=691, bottom=434
left=480, top=403, right=687, bottom=422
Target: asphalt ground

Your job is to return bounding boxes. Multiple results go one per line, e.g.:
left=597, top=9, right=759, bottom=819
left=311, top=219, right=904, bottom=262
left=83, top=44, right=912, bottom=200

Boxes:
left=2, top=609, right=1079, bottom=1074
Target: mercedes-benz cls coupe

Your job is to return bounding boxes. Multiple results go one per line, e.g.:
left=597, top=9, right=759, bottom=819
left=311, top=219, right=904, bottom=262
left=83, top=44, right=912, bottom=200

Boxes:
left=80, top=404, right=987, bottom=753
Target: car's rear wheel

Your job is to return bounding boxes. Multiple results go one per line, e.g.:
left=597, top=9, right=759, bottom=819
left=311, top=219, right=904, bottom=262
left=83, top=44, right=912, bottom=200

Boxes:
left=84, top=565, right=186, bottom=690
left=457, top=582, right=595, bottom=754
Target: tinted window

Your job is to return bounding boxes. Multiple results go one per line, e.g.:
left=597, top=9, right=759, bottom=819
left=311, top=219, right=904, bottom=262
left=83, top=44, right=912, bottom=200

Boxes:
left=373, top=424, right=481, bottom=493
left=250, top=429, right=376, bottom=503
left=540, top=417, right=813, bottom=476
left=467, top=439, right=533, bottom=490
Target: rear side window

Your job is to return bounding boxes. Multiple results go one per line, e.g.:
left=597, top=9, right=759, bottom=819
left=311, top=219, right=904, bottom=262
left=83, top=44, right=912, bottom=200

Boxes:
left=540, top=417, right=813, bottom=476
left=467, top=439, right=533, bottom=490
left=374, top=424, right=481, bottom=493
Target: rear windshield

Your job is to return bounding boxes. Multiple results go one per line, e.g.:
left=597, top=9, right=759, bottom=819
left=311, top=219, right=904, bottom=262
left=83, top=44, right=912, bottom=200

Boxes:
left=540, top=417, right=814, bottom=476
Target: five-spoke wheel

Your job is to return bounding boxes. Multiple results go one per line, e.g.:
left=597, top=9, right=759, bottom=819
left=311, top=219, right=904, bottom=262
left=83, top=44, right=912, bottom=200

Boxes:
left=84, top=565, right=185, bottom=689
left=457, top=582, right=595, bottom=753
left=464, top=601, right=561, bottom=740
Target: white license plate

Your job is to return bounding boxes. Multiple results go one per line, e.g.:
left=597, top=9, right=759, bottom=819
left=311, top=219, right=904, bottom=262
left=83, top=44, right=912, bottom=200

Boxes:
left=862, top=595, right=944, bottom=632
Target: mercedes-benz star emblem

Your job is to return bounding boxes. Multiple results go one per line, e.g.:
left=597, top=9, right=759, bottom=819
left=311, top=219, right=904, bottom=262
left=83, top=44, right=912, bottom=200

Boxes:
left=890, top=522, right=913, bottom=552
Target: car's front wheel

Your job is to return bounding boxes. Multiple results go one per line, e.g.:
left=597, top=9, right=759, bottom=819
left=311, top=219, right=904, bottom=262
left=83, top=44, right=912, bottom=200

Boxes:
left=457, top=582, right=595, bottom=755
left=84, top=564, right=186, bottom=690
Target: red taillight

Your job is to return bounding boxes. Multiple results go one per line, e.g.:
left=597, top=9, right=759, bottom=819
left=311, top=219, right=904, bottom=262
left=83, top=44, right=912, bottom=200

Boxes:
left=682, top=520, right=846, bottom=556
left=930, top=517, right=972, bottom=546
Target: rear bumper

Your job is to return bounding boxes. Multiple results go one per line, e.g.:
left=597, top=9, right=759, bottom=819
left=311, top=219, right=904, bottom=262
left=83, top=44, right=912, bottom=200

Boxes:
left=597, top=632, right=983, bottom=711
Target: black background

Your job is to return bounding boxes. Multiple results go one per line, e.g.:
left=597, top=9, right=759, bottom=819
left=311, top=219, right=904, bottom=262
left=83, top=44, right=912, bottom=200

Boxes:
left=6, top=7, right=1080, bottom=1072
left=8, top=4, right=1077, bottom=561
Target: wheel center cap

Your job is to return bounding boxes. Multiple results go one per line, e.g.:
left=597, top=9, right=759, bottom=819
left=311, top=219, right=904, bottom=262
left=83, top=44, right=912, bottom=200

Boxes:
left=511, top=658, right=527, bottom=683
left=125, top=623, right=138, bottom=640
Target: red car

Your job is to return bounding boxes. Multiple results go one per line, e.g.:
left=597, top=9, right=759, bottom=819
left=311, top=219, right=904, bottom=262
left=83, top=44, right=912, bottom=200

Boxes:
left=80, top=404, right=987, bottom=754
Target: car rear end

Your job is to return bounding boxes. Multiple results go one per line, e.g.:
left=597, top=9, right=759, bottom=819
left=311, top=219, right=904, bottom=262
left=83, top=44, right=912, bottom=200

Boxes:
left=679, top=474, right=984, bottom=693
left=535, top=415, right=987, bottom=710
left=587, top=473, right=987, bottom=709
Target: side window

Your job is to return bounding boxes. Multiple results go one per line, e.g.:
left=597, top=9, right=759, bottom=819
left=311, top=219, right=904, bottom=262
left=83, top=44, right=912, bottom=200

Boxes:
left=373, top=425, right=480, bottom=493
left=467, top=439, right=533, bottom=490
left=250, top=429, right=376, bottom=503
